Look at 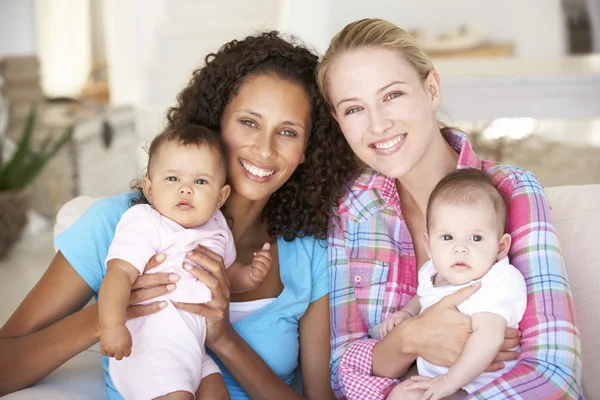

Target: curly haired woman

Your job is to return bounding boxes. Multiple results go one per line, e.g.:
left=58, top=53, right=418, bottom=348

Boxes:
left=0, top=32, right=356, bottom=400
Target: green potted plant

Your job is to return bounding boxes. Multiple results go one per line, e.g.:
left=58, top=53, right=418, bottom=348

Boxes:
left=0, top=108, right=73, bottom=258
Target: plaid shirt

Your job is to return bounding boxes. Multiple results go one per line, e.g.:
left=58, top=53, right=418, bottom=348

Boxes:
left=329, top=130, right=583, bottom=399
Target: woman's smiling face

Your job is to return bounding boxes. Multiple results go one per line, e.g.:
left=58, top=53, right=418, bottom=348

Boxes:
left=327, top=47, right=441, bottom=179
left=220, top=73, right=312, bottom=201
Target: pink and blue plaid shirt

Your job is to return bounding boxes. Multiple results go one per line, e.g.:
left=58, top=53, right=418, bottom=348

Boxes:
left=328, top=130, right=582, bottom=399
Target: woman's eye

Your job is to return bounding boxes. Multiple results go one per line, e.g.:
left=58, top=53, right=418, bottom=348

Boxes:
left=280, top=129, right=297, bottom=137
left=195, top=179, right=207, bottom=185
left=385, top=92, right=403, bottom=101
left=442, top=234, right=453, bottom=241
left=470, top=235, right=483, bottom=242
left=241, top=119, right=257, bottom=128
left=166, top=176, right=178, bottom=182
left=345, top=107, right=361, bottom=115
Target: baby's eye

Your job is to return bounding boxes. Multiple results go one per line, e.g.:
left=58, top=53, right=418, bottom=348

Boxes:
left=442, top=234, right=453, bottom=241
left=166, top=176, right=178, bottom=182
left=470, top=235, right=483, bottom=242
left=195, top=179, right=207, bottom=185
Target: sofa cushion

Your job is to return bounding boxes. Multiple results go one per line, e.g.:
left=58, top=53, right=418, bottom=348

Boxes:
left=545, top=183, right=600, bottom=398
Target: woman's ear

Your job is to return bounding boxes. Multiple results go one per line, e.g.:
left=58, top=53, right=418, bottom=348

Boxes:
left=425, top=70, right=441, bottom=110
left=497, top=233, right=512, bottom=260
left=142, top=176, right=153, bottom=204
left=218, top=184, right=231, bottom=209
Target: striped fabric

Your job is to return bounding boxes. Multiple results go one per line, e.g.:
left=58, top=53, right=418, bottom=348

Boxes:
left=328, top=130, right=583, bottom=399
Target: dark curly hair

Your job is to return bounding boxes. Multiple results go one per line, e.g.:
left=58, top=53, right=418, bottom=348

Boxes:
left=164, top=31, right=357, bottom=241
left=131, top=124, right=227, bottom=206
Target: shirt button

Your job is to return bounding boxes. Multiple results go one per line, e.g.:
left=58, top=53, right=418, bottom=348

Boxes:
left=354, top=275, right=362, bottom=284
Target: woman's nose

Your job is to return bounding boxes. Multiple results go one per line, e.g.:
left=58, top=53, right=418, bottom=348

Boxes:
left=369, top=107, right=393, bottom=135
left=254, top=132, right=275, bottom=160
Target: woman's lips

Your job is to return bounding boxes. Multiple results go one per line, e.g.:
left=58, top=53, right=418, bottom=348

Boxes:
left=239, top=159, right=278, bottom=183
left=369, top=133, right=407, bottom=155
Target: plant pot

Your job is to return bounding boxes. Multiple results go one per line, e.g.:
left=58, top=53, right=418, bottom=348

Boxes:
left=0, top=187, right=32, bottom=259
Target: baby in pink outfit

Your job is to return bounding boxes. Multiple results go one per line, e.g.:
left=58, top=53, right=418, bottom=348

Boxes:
left=98, top=124, right=273, bottom=400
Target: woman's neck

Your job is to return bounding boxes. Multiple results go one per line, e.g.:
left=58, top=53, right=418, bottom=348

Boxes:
left=397, top=129, right=459, bottom=216
left=224, top=191, right=270, bottom=247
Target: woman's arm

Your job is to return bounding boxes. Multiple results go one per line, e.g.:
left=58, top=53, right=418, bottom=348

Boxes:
left=471, top=170, right=582, bottom=399
left=0, top=252, right=99, bottom=395
left=299, top=295, right=335, bottom=400
left=176, top=246, right=306, bottom=400
left=0, top=251, right=175, bottom=396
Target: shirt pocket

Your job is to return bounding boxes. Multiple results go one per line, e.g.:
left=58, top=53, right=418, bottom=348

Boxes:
left=348, top=259, right=390, bottom=331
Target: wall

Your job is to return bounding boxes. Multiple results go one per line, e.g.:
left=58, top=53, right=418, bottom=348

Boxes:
left=283, top=0, right=568, bottom=57
left=0, top=0, right=37, bottom=57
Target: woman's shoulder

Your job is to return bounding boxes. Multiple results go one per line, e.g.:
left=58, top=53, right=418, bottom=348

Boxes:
left=482, top=162, right=543, bottom=198
left=333, top=168, right=396, bottom=223
left=279, top=235, right=327, bottom=263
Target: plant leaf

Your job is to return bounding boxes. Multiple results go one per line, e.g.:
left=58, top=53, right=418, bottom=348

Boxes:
left=0, top=107, right=36, bottom=188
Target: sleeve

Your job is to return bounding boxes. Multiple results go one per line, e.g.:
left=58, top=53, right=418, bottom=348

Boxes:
left=54, top=194, right=131, bottom=293
left=200, top=352, right=222, bottom=379
left=469, top=171, right=583, bottom=399
left=106, top=205, right=160, bottom=274
left=465, top=262, right=527, bottom=327
left=309, top=238, right=329, bottom=303
left=328, top=216, right=399, bottom=400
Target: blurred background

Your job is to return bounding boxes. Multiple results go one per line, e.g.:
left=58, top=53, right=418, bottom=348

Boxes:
left=0, top=0, right=599, bottom=309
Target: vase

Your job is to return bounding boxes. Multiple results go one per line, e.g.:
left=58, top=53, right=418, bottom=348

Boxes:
left=0, top=187, right=32, bottom=259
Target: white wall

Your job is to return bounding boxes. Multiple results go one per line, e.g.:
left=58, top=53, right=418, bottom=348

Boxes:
left=282, top=0, right=568, bottom=57
left=0, top=0, right=37, bottom=57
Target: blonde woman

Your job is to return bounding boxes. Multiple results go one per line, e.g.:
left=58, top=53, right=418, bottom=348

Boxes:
left=319, top=18, right=582, bottom=400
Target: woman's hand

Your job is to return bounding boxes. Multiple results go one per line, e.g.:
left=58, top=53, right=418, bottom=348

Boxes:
left=125, top=254, right=179, bottom=320
left=173, top=245, right=233, bottom=349
left=487, top=327, right=520, bottom=372
left=399, top=282, right=521, bottom=372
left=399, top=284, right=479, bottom=367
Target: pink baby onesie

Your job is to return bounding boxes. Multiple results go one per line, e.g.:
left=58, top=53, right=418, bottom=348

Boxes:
left=105, top=204, right=236, bottom=399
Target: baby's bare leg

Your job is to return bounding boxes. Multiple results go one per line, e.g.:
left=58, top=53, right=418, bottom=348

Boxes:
left=154, top=391, right=194, bottom=400
left=387, top=379, right=425, bottom=400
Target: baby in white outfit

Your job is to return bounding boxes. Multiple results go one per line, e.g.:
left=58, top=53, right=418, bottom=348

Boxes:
left=98, top=124, right=273, bottom=400
left=380, top=168, right=527, bottom=400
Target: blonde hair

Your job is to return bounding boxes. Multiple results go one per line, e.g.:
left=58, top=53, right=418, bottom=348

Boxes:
left=317, top=18, right=435, bottom=108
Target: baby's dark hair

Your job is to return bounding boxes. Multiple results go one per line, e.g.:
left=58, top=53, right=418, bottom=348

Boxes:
left=131, top=124, right=227, bottom=205
left=426, top=168, right=508, bottom=233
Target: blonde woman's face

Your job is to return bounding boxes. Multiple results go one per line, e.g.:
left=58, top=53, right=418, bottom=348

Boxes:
left=327, top=47, right=441, bottom=179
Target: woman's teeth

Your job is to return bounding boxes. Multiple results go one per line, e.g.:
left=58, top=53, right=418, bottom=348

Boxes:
left=373, top=135, right=404, bottom=149
left=241, top=160, right=276, bottom=177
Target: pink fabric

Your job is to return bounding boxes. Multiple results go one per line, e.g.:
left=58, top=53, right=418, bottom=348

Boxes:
left=106, top=204, right=236, bottom=303
left=105, top=204, right=235, bottom=398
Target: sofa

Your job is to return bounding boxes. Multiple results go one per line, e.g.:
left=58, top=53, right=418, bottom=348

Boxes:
left=2, top=184, right=599, bottom=399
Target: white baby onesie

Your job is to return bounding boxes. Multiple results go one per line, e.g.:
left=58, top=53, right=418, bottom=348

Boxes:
left=416, top=257, right=527, bottom=394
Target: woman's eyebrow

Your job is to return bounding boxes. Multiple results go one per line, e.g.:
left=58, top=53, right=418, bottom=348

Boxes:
left=376, top=80, right=407, bottom=94
left=233, top=108, right=262, bottom=118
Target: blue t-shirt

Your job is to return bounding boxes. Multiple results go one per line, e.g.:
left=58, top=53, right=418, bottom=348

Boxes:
left=55, top=193, right=329, bottom=400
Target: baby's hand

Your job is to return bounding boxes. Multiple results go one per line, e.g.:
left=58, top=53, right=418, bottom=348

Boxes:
left=100, top=325, right=132, bottom=360
left=249, top=242, right=273, bottom=285
left=380, top=310, right=413, bottom=338
left=406, top=374, right=460, bottom=400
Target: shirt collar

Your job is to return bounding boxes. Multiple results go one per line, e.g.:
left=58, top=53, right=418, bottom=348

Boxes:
left=349, top=129, right=482, bottom=201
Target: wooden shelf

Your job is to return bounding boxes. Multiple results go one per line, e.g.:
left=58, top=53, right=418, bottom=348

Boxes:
left=427, top=43, right=515, bottom=59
